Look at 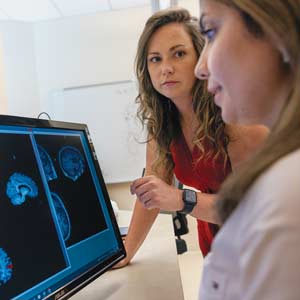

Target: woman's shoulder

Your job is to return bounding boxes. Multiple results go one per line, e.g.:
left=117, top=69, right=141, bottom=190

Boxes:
left=218, top=148, right=300, bottom=257
left=240, top=148, right=300, bottom=225
left=258, top=147, right=300, bottom=193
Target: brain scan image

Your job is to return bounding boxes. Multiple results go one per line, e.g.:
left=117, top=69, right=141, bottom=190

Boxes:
left=37, top=144, right=58, bottom=181
left=51, top=192, right=71, bottom=241
left=6, top=173, right=38, bottom=206
left=0, top=248, right=13, bottom=286
left=59, top=146, right=85, bottom=181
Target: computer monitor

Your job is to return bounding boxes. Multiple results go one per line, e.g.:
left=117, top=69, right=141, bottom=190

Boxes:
left=0, top=115, right=126, bottom=300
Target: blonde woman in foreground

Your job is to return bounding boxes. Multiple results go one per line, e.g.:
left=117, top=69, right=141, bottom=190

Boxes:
left=195, top=0, right=300, bottom=299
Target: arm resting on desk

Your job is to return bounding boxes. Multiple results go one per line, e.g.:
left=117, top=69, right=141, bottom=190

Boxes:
left=115, top=201, right=159, bottom=268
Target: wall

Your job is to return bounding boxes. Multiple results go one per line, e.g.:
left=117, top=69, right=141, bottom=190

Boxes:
left=179, top=0, right=199, bottom=13
left=0, top=34, right=8, bottom=114
left=33, top=0, right=198, bottom=114
left=33, top=6, right=152, bottom=114
left=0, top=0, right=199, bottom=119
left=0, top=21, right=40, bottom=117
left=107, top=182, right=135, bottom=210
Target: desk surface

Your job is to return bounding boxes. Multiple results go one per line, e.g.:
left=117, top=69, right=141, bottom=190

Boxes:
left=70, top=211, right=184, bottom=300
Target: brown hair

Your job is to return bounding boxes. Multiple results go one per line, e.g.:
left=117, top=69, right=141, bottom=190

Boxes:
left=135, top=8, right=228, bottom=180
left=212, top=0, right=300, bottom=223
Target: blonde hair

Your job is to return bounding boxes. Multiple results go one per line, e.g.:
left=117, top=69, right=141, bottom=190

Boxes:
left=214, top=0, right=300, bottom=223
left=135, top=8, right=228, bottom=180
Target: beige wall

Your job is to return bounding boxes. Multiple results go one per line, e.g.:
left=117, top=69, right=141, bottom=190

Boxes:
left=106, top=182, right=135, bottom=210
left=0, top=36, right=7, bottom=113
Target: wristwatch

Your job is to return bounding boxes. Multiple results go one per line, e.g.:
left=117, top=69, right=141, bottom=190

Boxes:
left=178, top=189, right=197, bottom=214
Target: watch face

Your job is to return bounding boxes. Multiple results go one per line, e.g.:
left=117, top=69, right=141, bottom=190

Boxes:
left=179, top=189, right=197, bottom=214
left=185, top=189, right=197, bottom=204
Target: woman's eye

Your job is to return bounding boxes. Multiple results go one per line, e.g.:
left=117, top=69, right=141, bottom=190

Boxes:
left=201, top=28, right=216, bottom=41
left=149, top=56, right=161, bottom=63
left=174, top=50, right=186, bottom=58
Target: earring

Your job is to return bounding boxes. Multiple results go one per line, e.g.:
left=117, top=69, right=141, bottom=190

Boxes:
left=280, top=46, right=290, bottom=64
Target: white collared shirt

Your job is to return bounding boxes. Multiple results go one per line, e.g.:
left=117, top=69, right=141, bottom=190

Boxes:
left=199, top=149, right=300, bottom=300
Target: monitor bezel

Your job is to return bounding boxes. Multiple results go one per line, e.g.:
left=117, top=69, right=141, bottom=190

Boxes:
left=0, top=114, right=126, bottom=300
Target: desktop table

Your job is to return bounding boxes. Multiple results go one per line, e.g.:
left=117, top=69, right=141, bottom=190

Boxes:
left=70, top=210, right=184, bottom=300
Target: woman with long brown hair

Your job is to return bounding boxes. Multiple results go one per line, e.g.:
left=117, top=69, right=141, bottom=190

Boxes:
left=118, top=7, right=267, bottom=268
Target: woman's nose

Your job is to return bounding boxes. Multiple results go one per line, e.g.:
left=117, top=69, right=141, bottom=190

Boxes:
left=162, top=62, right=174, bottom=75
left=195, top=54, right=209, bottom=80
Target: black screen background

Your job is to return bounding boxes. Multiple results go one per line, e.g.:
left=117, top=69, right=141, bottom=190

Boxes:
left=34, top=134, right=107, bottom=248
left=0, top=134, right=67, bottom=299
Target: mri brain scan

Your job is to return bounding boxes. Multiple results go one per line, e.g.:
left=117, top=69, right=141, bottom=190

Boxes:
left=37, top=145, right=58, bottom=181
left=6, top=173, right=38, bottom=206
left=51, top=192, right=71, bottom=241
left=59, top=146, right=85, bottom=181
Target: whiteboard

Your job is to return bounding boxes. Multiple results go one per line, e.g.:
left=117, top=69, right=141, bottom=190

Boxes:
left=49, top=81, right=146, bottom=183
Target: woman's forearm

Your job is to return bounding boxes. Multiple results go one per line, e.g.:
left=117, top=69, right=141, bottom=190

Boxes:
left=124, top=200, right=160, bottom=263
left=190, top=192, right=219, bottom=224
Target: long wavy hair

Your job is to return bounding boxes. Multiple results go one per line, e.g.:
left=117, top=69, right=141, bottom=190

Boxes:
left=135, top=8, right=228, bottom=181
left=213, top=0, right=300, bottom=223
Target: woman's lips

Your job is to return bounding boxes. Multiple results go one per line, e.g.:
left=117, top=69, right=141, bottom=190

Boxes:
left=214, top=89, right=222, bottom=106
left=208, top=85, right=222, bottom=106
left=162, top=81, right=179, bottom=87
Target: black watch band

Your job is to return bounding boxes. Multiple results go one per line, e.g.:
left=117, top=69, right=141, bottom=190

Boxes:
left=178, top=189, right=197, bottom=214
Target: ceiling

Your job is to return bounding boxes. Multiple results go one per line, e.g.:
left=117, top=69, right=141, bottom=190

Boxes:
left=0, top=0, right=155, bottom=22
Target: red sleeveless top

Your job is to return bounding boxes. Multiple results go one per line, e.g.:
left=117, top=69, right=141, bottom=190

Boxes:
left=170, top=133, right=231, bottom=256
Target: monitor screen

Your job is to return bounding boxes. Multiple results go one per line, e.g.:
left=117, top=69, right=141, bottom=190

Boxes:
left=0, top=115, right=126, bottom=300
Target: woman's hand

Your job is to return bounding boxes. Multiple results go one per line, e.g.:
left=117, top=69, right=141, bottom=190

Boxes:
left=112, top=257, right=130, bottom=269
left=130, top=175, right=183, bottom=211
left=112, top=237, right=130, bottom=269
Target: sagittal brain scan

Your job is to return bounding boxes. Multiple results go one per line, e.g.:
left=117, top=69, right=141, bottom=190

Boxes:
left=6, top=172, right=38, bottom=206
left=37, top=145, right=58, bottom=181
left=58, top=146, right=85, bottom=181
left=51, top=192, right=71, bottom=241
